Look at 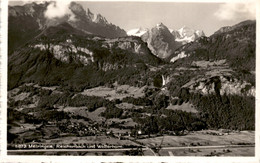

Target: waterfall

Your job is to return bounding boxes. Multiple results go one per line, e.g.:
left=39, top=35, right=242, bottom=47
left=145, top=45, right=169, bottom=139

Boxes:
left=162, top=75, right=170, bottom=86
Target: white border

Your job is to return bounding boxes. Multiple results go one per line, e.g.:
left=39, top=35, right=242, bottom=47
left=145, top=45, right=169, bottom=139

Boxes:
left=1, top=0, right=259, bottom=162
left=0, top=0, right=8, bottom=159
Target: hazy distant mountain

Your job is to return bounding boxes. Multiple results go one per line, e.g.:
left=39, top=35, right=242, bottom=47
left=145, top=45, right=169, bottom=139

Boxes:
left=127, top=24, right=205, bottom=59
left=140, top=23, right=181, bottom=59
left=127, top=28, right=148, bottom=37
left=8, top=2, right=127, bottom=52
left=170, top=26, right=205, bottom=44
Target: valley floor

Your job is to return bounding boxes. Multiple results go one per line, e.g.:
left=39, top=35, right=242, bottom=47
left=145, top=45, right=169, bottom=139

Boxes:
left=8, top=130, right=254, bottom=156
left=7, top=83, right=255, bottom=156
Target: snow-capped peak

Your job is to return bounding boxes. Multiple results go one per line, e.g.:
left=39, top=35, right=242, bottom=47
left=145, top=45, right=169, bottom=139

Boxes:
left=156, top=22, right=167, bottom=30
left=178, top=26, right=195, bottom=38
left=156, top=22, right=163, bottom=27
left=169, top=29, right=174, bottom=33
left=127, top=28, right=148, bottom=37
left=128, top=24, right=204, bottom=44
left=177, top=26, right=186, bottom=37
left=195, top=30, right=205, bottom=37
left=174, top=26, right=205, bottom=44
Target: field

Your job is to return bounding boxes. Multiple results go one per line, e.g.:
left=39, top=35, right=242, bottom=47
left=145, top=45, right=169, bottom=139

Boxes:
left=80, top=84, right=146, bottom=100
left=137, top=130, right=254, bottom=147
left=159, top=147, right=254, bottom=156
left=7, top=130, right=254, bottom=156
left=59, top=106, right=106, bottom=123
left=166, top=102, right=197, bottom=113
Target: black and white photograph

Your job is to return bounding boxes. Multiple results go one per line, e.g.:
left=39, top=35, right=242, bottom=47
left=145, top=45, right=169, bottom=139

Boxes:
left=1, top=0, right=259, bottom=161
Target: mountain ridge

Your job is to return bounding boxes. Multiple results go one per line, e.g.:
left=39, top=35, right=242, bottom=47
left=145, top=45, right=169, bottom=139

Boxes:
left=127, top=23, right=205, bottom=59
left=8, top=2, right=127, bottom=52
left=213, top=20, right=255, bottom=35
left=141, top=22, right=180, bottom=59
left=127, top=24, right=205, bottom=44
left=168, top=20, right=256, bottom=74
left=8, top=22, right=162, bottom=90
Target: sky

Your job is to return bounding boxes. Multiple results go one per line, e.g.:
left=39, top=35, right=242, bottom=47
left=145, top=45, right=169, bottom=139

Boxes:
left=8, top=0, right=256, bottom=36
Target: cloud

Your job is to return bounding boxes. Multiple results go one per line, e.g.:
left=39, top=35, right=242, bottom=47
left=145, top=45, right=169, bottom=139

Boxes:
left=214, top=1, right=256, bottom=21
left=44, top=0, right=75, bottom=20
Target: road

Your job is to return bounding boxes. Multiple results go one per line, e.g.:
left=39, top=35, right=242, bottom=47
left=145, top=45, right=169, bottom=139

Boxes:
left=8, top=144, right=254, bottom=154
left=161, top=144, right=254, bottom=150
left=8, top=148, right=136, bottom=152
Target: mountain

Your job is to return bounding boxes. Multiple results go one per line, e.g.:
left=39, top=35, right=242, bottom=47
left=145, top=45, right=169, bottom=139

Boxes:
left=140, top=23, right=181, bottom=59
left=127, top=28, right=148, bottom=37
left=213, top=20, right=254, bottom=35
left=8, top=2, right=127, bottom=52
left=8, top=3, right=48, bottom=53
left=160, top=20, right=255, bottom=132
left=168, top=20, right=256, bottom=72
left=171, top=26, right=205, bottom=44
left=67, top=2, right=126, bottom=38
left=167, top=20, right=256, bottom=99
left=8, top=22, right=161, bottom=90
left=127, top=24, right=205, bottom=59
